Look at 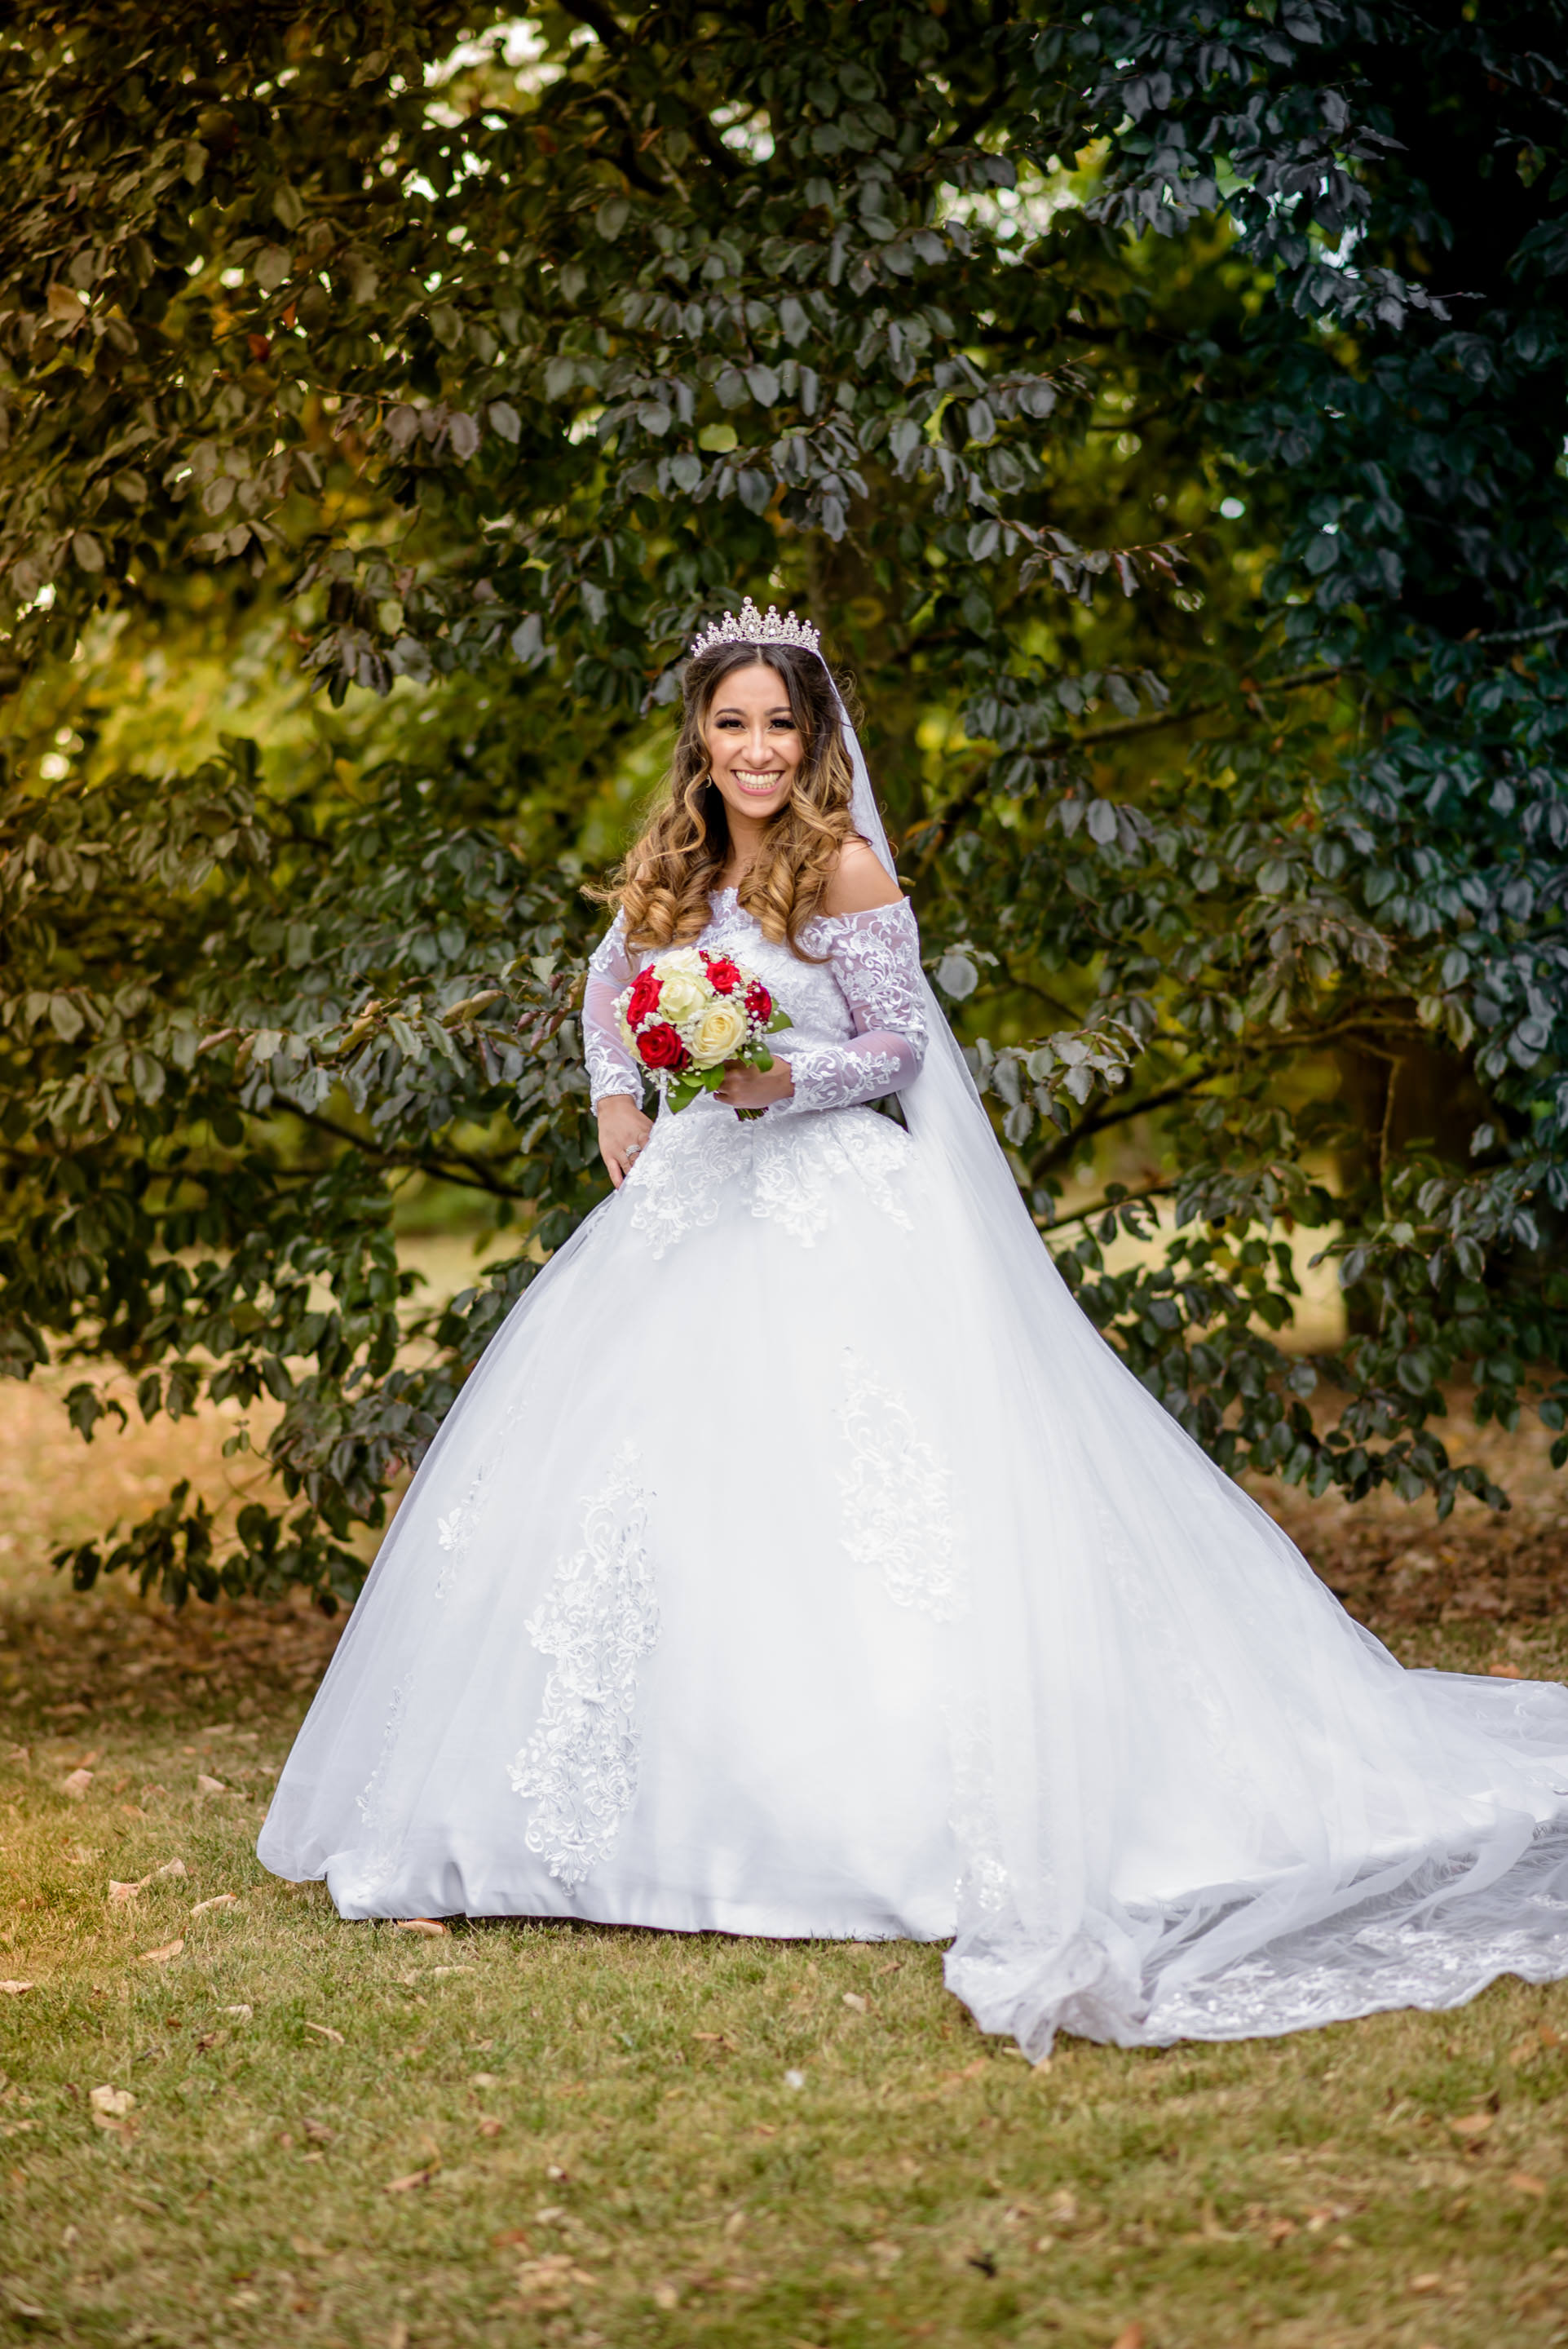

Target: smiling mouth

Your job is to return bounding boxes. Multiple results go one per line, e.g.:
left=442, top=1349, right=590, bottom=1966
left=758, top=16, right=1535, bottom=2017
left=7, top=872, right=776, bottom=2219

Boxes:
left=731, top=768, right=787, bottom=793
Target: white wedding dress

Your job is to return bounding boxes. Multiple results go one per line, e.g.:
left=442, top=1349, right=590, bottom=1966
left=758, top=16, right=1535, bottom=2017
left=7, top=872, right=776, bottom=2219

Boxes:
left=260, top=717, right=1568, bottom=2053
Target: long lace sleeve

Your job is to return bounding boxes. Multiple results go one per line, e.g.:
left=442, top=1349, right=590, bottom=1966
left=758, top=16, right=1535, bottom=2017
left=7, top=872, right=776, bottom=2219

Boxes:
left=771, top=899, right=928, bottom=1117
left=583, top=911, right=647, bottom=1108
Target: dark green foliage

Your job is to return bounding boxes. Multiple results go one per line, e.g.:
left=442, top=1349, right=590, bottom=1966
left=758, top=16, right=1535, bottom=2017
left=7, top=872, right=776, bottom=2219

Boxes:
left=2, top=0, right=1566, bottom=1602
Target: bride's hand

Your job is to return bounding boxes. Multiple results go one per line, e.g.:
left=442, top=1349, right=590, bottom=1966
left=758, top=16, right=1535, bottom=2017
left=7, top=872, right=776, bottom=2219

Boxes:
left=715, top=1058, right=796, bottom=1110
left=597, top=1094, right=654, bottom=1188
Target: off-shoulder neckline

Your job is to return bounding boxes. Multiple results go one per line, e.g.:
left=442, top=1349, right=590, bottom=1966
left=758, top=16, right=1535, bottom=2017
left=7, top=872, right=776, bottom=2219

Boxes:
left=707, top=886, right=911, bottom=928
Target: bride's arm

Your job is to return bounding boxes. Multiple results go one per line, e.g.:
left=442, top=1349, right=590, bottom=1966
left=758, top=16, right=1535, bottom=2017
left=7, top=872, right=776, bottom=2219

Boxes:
left=584, top=911, right=654, bottom=1186
left=761, top=897, right=929, bottom=1117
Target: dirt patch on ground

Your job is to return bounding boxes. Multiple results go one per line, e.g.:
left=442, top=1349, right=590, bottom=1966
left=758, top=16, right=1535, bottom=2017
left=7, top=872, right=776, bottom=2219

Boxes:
left=1247, top=1381, right=1568, bottom=1635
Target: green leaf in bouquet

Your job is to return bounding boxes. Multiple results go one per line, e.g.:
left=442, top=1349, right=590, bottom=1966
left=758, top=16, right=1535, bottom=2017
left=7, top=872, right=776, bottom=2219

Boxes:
left=767, top=1008, right=793, bottom=1032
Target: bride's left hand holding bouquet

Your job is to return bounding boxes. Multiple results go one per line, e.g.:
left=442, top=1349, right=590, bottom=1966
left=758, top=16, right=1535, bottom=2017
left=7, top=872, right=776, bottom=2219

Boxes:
left=617, top=948, right=792, bottom=1113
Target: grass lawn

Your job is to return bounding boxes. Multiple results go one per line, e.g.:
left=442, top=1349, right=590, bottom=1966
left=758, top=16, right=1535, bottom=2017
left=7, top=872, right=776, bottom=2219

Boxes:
left=2, top=1365, right=1568, bottom=2347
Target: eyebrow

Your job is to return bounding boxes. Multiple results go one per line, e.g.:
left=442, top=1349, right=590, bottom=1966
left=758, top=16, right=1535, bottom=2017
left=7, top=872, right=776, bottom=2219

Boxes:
left=711, top=702, right=797, bottom=719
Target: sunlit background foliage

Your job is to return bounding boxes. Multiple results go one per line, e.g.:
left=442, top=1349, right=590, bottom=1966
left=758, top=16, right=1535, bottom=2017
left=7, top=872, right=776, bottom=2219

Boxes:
left=2, top=0, right=1566, bottom=1604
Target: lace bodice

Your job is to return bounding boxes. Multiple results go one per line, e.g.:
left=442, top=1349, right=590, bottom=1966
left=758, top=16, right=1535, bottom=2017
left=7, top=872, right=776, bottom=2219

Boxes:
left=584, top=889, right=928, bottom=1117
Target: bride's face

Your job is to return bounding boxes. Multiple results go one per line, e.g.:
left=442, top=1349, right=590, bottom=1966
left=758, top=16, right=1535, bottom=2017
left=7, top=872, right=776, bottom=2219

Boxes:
left=702, top=661, right=803, bottom=827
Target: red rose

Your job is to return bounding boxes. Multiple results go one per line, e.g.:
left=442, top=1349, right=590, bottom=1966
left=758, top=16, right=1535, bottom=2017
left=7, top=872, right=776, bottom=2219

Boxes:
left=702, top=954, right=742, bottom=996
left=625, top=967, right=663, bottom=1025
left=744, top=979, right=772, bottom=1025
left=636, top=1020, right=690, bottom=1072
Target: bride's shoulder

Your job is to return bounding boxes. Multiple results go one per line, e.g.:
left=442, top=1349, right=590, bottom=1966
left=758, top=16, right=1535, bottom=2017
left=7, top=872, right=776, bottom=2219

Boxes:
left=818, top=836, right=904, bottom=918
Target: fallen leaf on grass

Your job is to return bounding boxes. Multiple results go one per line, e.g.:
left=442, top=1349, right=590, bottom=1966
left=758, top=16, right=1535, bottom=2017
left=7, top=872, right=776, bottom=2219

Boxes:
left=0, top=1983, right=34, bottom=1997
left=195, top=1773, right=227, bottom=1795
left=156, top=1858, right=188, bottom=1879
left=223, top=2004, right=253, bottom=2021
left=303, top=2023, right=344, bottom=2045
left=302, top=2118, right=333, bottom=2143
left=190, top=1894, right=237, bottom=1916
left=89, top=2084, right=138, bottom=2140
left=1508, top=2171, right=1549, bottom=2197
left=470, top=2072, right=500, bottom=2090
left=1111, top=2329, right=1146, bottom=2349
left=386, top=2165, right=439, bottom=2193
left=515, top=2254, right=596, bottom=2307
left=1508, top=2024, right=1562, bottom=2064
left=394, top=1918, right=449, bottom=1937
left=60, top=1769, right=94, bottom=1800
left=0, top=2283, right=46, bottom=2320
left=842, top=1993, right=868, bottom=2013
left=1488, top=1661, right=1522, bottom=1679
left=1449, top=2111, right=1495, bottom=2140
left=477, top=2117, right=504, bottom=2138
left=137, top=1939, right=183, bottom=1965
left=108, top=1879, right=148, bottom=1904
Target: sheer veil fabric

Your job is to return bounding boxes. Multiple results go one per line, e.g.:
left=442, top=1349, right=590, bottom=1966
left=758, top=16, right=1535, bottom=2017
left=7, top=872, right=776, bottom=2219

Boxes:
left=828, top=674, right=1568, bottom=2049
left=258, top=645, right=1568, bottom=2056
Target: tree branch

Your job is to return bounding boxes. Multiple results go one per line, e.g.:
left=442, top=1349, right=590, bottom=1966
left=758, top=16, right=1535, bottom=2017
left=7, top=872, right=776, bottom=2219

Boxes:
left=283, top=1104, right=530, bottom=1200
left=1039, top=1181, right=1174, bottom=1239
left=1031, top=1073, right=1221, bottom=1170
left=1469, top=613, right=1568, bottom=648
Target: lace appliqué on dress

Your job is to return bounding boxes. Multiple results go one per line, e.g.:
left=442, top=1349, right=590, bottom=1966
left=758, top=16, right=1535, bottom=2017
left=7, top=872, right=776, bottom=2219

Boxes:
left=350, top=1669, right=416, bottom=1899
left=624, top=1108, right=751, bottom=1260
left=435, top=1469, right=492, bottom=1601
left=509, top=1445, right=660, bottom=1889
left=784, top=1042, right=908, bottom=1117
left=838, top=1360, right=966, bottom=1619
left=805, top=899, right=929, bottom=1055
left=752, top=1108, right=917, bottom=1247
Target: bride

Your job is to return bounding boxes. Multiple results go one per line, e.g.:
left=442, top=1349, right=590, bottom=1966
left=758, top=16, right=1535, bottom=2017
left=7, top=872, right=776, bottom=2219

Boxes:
left=260, top=599, right=1568, bottom=2053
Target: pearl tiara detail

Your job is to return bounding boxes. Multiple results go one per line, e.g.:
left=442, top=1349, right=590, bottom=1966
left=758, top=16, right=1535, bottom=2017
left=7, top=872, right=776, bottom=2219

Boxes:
left=688, top=597, right=821, bottom=661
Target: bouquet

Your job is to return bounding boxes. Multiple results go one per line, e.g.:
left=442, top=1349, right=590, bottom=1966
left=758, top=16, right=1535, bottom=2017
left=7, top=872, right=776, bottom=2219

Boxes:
left=616, top=947, right=792, bottom=1113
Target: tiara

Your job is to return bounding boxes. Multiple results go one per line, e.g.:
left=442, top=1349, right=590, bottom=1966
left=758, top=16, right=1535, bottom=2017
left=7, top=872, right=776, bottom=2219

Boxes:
left=688, top=597, right=821, bottom=661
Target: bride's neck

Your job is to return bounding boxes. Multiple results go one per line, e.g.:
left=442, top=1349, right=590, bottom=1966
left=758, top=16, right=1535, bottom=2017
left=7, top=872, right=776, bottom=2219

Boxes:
left=717, top=812, right=771, bottom=891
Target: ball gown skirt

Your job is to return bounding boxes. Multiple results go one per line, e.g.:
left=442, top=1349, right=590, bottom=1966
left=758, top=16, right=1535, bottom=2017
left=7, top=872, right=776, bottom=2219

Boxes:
left=258, top=894, right=1568, bottom=2054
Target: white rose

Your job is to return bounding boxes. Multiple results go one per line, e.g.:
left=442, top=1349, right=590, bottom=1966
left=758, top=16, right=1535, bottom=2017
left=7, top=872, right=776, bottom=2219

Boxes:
left=651, top=950, right=708, bottom=1025
left=691, top=1000, right=749, bottom=1066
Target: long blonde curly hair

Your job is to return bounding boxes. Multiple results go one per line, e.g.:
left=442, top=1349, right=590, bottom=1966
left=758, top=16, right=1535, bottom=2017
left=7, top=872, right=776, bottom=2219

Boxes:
left=598, top=640, right=859, bottom=958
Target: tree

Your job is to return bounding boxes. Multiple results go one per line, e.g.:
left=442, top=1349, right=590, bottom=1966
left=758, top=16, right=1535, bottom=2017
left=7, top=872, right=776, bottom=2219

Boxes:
left=1, top=0, right=1565, bottom=1608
